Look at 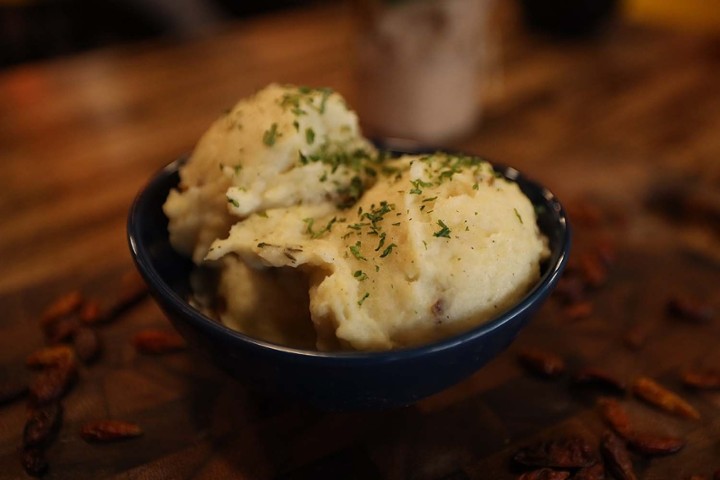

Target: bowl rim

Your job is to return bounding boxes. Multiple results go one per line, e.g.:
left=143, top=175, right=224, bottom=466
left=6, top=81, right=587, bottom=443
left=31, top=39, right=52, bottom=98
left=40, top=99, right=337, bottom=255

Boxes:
left=128, top=156, right=570, bottom=363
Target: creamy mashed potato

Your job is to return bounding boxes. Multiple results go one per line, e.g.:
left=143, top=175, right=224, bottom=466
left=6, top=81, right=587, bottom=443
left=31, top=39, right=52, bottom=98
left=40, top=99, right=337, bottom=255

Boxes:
left=163, top=83, right=377, bottom=263
left=211, top=256, right=316, bottom=350
left=206, top=153, right=548, bottom=351
left=166, top=85, right=547, bottom=351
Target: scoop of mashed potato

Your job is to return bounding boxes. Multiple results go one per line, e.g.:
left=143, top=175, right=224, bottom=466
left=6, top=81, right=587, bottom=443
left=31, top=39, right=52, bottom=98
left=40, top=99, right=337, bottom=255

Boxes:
left=206, top=153, right=548, bottom=351
left=163, top=83, right=377, bottom=263
left=165, top=85, right=548, bottom=351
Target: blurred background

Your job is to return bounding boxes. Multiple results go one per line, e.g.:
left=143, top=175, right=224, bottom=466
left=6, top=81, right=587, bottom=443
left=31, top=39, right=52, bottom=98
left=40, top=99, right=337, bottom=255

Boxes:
left=2, top=0, right=720, bottom=70
left=0, top=0, right=328, bottom=68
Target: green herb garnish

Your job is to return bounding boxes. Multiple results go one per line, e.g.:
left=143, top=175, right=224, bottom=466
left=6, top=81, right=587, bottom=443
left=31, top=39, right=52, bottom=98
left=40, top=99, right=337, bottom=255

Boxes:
left=304, top=216, right=337, bottom=239
left=514, top=208, right=524, bottom=224
left=409, top=178, right=433, bottom=195
left=349, top=241, right=366, bottom=261
left=319, top=88, right=332, bottom=113
left=380, top=243, right=397, bottom=258
left=354, top=270, right=368, bottom=281
left=262, top=123, right=279, bottom=146
left=374, top=232, right=386, bottom=252
left=433, top=220, right=451, bottom=238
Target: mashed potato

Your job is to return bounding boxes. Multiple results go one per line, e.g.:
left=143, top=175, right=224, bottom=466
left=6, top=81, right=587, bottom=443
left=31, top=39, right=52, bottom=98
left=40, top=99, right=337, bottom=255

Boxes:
left=206, top=153, right=548, bottom=350
left=164, top=83, right=377, bottom=263
left=166, top=85, right=547, bottom=351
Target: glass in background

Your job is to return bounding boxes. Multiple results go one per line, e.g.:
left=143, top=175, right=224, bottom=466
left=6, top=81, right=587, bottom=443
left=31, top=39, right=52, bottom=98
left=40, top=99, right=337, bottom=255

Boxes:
left=353, top=0, right=496, bottom=144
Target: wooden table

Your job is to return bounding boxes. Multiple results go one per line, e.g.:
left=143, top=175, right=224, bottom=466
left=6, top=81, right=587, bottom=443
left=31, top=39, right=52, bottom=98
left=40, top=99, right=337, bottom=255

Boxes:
left=1, top=3, right=719, bottom=479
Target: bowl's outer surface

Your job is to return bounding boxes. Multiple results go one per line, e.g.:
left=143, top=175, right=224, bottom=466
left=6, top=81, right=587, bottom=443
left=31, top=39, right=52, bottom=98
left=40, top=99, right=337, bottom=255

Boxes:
left=128, top=156, right=570, bottom=410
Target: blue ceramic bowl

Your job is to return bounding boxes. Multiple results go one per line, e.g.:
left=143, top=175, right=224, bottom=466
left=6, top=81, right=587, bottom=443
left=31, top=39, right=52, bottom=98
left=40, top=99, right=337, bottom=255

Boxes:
left=128, top=155, right=570, bottom=410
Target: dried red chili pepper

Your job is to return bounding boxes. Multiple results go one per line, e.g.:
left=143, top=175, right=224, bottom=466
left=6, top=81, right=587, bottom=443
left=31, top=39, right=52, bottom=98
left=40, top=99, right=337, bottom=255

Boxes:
left=23, top=402, right=62, bottom=448
left=517, top=348, right=566, bottom=379
left=26, top=345, right=75, bottom=369
left=597, top=398, right=632, bottom=437
left=40, top=291, right=84, bottom=327
left=132, top=329, right=187, bottom=354
left=517, top=468, right=571, bottom=480
left=513, top=437, right=596, bottom=468
left=597, top=398, right=686, bottom=456
left=625, top=432, right=684, bottom=456
left=573, top=368, right=626, bottom=393
left=80, top=419, right=143, bottom=442
left=632, top=376, right=700, bottom=420
left=600, top=432, right=636, bottom=480
left=29, top=362, right=77, bottom=405
left=681, top=369, right=720, bottom=390
left=713, top=469, right=720, bottom=480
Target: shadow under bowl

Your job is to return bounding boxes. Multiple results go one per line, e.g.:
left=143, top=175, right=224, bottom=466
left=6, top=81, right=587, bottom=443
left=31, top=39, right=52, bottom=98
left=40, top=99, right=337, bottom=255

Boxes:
left=128, top=156, right=570, bottom=410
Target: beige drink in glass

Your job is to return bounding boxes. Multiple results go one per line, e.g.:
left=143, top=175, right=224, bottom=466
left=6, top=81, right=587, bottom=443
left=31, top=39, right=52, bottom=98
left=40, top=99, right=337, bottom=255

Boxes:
left=354, top=0, right=493, bottom=143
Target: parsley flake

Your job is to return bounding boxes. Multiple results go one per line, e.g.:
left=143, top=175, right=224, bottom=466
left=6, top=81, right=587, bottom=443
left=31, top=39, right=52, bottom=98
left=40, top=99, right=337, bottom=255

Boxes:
left=409, top=178, right=433, bottom=195
left=353, top=270, right=368, bottom=281
left=433, top=220, right=451, bottom=238
left=380, top=243, right=397, bottom=258
left=319, top=88, right=332, bottom=113
left=262, top=123, right=280, bottom=146
left=304, top=216, right=337, bottom=239
left=349, top=241, right=366, bottom=261
left=514, top=208, right=524, bottom=224
left=374, top=232, right=386, bottom=252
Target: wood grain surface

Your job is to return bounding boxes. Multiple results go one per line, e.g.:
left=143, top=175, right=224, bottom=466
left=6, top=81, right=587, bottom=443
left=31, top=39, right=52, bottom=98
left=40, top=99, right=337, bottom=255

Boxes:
left=1, top=3, right=719, bottom=479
